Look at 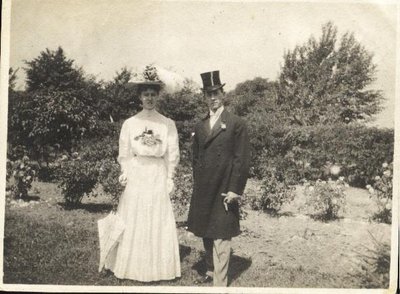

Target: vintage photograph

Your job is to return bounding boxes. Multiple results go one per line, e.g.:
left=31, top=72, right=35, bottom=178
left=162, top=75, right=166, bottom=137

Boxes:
left=0, top=0, right=398, bottom=293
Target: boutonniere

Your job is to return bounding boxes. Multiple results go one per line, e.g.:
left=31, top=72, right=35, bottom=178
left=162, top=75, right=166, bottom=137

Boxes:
left=221, top=122, right=227, bottom=130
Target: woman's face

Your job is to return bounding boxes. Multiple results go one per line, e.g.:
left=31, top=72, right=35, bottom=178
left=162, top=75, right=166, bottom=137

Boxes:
left=140, top=88, right=159, bottom=110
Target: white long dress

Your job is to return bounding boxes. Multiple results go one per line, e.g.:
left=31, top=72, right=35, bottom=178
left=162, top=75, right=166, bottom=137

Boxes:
left=104, top=109, right=181, bottom=282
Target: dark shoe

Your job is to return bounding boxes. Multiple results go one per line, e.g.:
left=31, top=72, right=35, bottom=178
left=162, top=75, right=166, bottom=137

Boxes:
left=194, top=275, right=213, bottom=284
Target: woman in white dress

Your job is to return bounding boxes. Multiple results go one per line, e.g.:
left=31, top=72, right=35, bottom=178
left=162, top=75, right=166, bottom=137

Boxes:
left=104, top=80, right=181, bottom=282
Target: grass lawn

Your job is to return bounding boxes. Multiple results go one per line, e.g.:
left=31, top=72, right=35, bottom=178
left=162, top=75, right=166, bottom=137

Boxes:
left=3, top=179, right=392, bottom=288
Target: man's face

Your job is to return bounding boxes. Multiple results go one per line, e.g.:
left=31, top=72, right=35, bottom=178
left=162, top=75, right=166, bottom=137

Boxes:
left=205, top=89, right=224, bottom=112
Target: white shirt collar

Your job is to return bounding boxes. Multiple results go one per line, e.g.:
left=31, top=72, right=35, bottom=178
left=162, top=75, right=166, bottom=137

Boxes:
left=210, top=106, right=224, bottom=118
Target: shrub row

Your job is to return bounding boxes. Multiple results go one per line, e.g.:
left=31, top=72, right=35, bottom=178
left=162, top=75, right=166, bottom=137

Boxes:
left=249, top=121, right=394, bottom=188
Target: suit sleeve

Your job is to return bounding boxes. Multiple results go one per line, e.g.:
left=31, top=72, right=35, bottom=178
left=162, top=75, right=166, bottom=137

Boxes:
left=192, top=125, right=200, bottom=167
left=228, top=118, right=250, bottom=195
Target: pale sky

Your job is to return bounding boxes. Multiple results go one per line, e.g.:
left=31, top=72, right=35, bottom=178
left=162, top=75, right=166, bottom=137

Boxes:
left=9, top=0, right=397, bottom=128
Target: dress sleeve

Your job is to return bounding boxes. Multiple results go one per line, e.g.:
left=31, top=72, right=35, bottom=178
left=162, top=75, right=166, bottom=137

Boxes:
left=165, top=119, right=180, bottom=179
left=118, top=120, right=131, bottom=174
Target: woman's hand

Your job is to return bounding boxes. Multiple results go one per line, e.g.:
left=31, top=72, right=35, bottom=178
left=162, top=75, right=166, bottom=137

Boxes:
left=119, top=174, right=128, bottom=186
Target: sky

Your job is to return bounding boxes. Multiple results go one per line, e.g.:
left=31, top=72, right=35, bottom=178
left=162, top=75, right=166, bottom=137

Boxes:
left=8, top=0, right=398, bottom=128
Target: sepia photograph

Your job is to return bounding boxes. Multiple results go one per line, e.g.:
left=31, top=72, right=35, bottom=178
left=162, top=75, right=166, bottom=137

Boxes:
left=0, top=0, right=398, bottom=293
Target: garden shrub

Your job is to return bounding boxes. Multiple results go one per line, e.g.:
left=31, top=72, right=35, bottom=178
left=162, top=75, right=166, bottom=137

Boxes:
left=98, top=159, right=124, bottom=209
left=248, top=165, right=295, bottom=214
left=79, top=135, right=119, bottom=163
left=171, top=163, right=193, bottom=217
left=245, top=109, right=292, bottom=178
left=55, top=154, right=98, bottom=208
left=15, top=89, right=99, bottom=159
left=7, top=155, right=39, bottom=199
left=86, top=120, right=122, bottom=140
left=250, top=122, right=394, bottom=188
left=304, top=177, right=347, bottom=221
left=157, top=86, right=207, bottom=123
left=285, top=124, right=393, bottom=187
left=367, top=162, right=393, bottom=224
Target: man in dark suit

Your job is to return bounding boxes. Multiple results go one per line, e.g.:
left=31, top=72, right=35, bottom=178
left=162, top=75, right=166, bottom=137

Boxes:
left=187, top=70, right=250, bottom=287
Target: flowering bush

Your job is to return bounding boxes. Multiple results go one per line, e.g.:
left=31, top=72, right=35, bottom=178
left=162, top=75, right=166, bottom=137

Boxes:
left=171, top=163, right=193, bottom=217
left=7, top=156, right=39, bottom=199
left=304, top=177, right=347, bottom=220
left=250, top=123, right=393, bottom=188
left=98, top=159, right=124, bottom=209
left=54, top=153, right=98, bottom=207
left=367, top=162, right=393, bottom=224
left=249, top=167, right=295, bottom=214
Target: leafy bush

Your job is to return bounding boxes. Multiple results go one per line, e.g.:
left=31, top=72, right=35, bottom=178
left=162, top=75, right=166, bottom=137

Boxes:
left=248, top=166, right=295, bottom=214
left=79, top=135, right=119, bottom=163
left=55, top=154, right=98, bottom=207
left=244, top=109, right=291, bottom=178
left=37, top=163, right=59, bottom=183
left=304, top=177, right=347, bottom=220
left=7, top=155, right=39, bottom=199
left=86, top=120, right=122, bottom=140
left=367, top=162, right=393, bottom=224
left=157, top=81, right=207, bottom=123
left=171, top=162, right=193, bottom=217
left=251, top=122, right=393, bottom=187
left=98, top=159, right=124, bottom=209
left=226, top=78, right=279, bottom=117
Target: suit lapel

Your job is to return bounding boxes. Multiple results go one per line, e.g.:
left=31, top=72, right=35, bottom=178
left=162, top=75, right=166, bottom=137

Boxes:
left=204, top=110, right=227, bottom=147
left=202, top=114, right=211, bottom=137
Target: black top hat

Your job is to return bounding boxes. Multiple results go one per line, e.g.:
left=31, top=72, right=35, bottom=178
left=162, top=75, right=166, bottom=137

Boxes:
left=200, top=71, right=226, bottom=92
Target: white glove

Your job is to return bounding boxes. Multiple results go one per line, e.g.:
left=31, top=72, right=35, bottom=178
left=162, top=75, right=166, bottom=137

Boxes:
left=167, top=178, right=174, bottom=196
left=119, top=173, right=128, bottom=186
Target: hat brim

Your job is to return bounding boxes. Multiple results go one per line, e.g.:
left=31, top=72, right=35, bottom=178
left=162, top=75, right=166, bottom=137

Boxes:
left=201, top=83, right=225, bottom=92
left=124, top=81, right=164, bottom=90
left=129, top=81, right=164, bottom=86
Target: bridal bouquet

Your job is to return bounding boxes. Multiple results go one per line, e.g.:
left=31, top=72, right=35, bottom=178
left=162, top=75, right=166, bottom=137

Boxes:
left=134, top=128, right=162, bottom=146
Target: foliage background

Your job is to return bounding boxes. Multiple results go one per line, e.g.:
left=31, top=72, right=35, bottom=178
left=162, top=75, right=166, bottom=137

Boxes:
left=3, top=20, right=394, bottom=290
left=6, top=23, right=394, bottom=217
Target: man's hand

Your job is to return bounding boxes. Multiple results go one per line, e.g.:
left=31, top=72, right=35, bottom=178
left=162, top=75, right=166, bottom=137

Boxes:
left=118, top=174, right=128, bottom=186
left=221, top=191, right=241, bottom=205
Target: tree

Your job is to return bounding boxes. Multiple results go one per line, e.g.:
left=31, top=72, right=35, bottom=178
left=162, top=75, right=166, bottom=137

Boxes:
left=24, top=47, right=85, bottom=92
left=99, top=67, right=141, bottom=122
left=158, top=79, right=206, bottom=122
left=278, top=22, right=382, bottom=126
left=16, top=47, right=100, bottom=158
left=226, top=77, right=280, bottom=117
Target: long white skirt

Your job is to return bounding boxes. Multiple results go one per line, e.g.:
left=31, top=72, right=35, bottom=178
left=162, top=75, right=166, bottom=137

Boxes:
left=104, top=156, right=181, bottom=281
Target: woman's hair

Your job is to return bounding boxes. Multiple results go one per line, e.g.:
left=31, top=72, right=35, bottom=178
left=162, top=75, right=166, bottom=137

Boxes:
left=138, top=84, right=161, bottom=95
